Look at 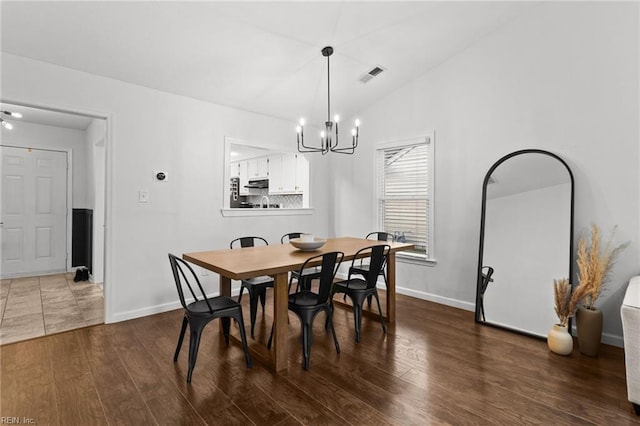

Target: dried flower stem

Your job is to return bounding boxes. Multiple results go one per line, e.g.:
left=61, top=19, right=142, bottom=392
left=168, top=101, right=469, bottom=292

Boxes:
left=574, top=224, right=629, bottom=310
left=553, top=279, right=571, bottom=326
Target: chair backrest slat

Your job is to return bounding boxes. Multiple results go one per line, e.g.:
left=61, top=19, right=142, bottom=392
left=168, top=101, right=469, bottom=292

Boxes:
left=366, top=231, right=395, bottom=242
left=350, top=245, right=390, bottom=288
left=281, top=232, right=303, bottom=244
left=291, top=251, right=344, bottom=303
left=230, top=236, right=269, bottom=249
left=168, top=253, right=214, bottom=313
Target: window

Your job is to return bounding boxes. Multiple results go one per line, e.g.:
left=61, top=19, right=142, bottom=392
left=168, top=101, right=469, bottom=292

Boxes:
left=376, top=135, right=434, bottom=260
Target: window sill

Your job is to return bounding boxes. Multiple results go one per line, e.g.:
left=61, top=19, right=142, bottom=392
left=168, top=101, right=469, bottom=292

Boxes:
left=220, top=208, right=315, bottom=217
left=397, top=252, right=437, bottom=267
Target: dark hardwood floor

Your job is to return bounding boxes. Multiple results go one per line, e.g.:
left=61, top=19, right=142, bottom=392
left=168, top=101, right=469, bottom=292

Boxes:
left=1, top=290, right=637, bottom=425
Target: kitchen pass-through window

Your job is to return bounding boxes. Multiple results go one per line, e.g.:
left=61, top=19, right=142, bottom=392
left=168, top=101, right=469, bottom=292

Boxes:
left=376, top=135, right=434, bottom=261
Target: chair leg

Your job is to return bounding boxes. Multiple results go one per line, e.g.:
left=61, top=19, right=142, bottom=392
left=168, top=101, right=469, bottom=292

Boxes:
left=353, top=302, right=363, bottom=343
left=187, top=319, right=205, bottom=383
left=259, top=286, right=267, bottom=311
left=327, top=309, right=340, bottom=354
left=233, top=313, right=252, bottom=368
left=302, top=321, right=311, bottom=370
left=373, top=291, right=387, bottom=333
left=221, top=317, right=231, bottom=346
left=364, top=272, right=372, bottom=308
left=174, top=316, right=188, bottom=362
left=325, top=303, right=333, bottom=330
left=266, top=325, right=274, bottom=350
left=237, top=285, right=245, bottom=304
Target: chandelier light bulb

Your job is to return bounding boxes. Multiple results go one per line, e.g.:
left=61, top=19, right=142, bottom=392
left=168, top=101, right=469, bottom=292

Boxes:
left=296, top=126, right=302, bottom=134
left=351, top=128, right=357, bottom=136
left=320, top=131, right=326, bottom=138
left=299, top=118, right=305, bottom=126
left=1, top=120, right=13, bottom=130
left=355, top=119, right=360, bottom=127
left=334, top=114, right=340, bottom=123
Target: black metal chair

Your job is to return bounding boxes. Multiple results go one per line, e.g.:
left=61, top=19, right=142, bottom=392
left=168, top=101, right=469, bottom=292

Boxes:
left=347, top=232, right=394, bottom=306
left=479, top=266, right=494, bottom=322
left=267, top=251, right=344, bottom=370
left=230, top=236, right=274, bottom=338
left=332, top=244, right=390, bottom=343
left=168, top=254, right=251, bottom=383
left=281, top=232, right=320, bottom=292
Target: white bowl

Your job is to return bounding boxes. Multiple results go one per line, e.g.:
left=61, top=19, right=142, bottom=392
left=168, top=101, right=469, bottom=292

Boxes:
left=289, top=238, right=326, bottom=251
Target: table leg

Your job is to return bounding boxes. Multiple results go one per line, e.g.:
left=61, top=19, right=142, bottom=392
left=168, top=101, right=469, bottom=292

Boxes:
left=272, top=272, right=289, bottom=372
left=386, top=252, right=396, bottom=322
left=219, top=275, right=232, bottom=334
left=220, top=275, right=231, bottom=297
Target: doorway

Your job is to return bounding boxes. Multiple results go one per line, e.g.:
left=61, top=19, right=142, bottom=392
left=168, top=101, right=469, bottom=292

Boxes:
left=0, top=103, right=108, bottom=344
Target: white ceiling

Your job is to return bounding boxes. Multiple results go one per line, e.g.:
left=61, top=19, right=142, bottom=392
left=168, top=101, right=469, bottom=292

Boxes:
left=1, top=1, right=536, bottom=128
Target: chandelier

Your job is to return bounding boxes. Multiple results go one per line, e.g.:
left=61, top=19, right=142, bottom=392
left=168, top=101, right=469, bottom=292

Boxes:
left=1, top=110, right=22, bottom=130
left=296, top=46, right=360, bottom=155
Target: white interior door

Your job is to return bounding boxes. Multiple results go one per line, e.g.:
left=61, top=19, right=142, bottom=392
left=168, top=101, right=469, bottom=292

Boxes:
left=1, top=146, right=68, bottom=278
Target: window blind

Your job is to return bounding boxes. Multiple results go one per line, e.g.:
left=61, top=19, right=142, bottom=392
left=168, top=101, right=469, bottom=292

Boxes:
left=377, top=142, right=431, bottom=257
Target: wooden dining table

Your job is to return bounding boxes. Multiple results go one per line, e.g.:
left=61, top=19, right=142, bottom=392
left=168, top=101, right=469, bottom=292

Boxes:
left=183, top=236, right=414, bottom=372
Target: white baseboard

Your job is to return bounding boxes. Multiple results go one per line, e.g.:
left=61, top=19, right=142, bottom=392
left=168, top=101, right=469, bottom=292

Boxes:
left=334, top=271, right=475, bottom=312
left=108, top=288, right=241, bottom=324
left=110, top=300, right=185, bottom=323
left=395, top=286, right=476, bottom=312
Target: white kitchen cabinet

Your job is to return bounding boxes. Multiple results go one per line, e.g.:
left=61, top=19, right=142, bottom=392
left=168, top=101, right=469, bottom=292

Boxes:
left=267, top=155, right=284, bottom=193
left=230, top=161, right=240, bottom=178
left=268, top=153, right=308, bottom=195
left=281, top=154, right=297, bottom=193
left=295, top=154, right=309, bottom=196
left=238, top=161, right=249, bottom=195
left=247, top=157, right=268, bottom=179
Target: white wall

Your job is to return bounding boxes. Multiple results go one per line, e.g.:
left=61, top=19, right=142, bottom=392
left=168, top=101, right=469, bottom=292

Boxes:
left=332, top=2, right=639, bottom=344
left=86, top=119, right=107, bottom=283
left=1, top=53, right=332, bottom=322
left=1, top=121, right=87, bottom=208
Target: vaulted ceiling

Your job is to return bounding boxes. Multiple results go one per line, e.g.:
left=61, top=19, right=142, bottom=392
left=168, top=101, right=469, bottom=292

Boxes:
left=1, top=1, right=535, bottom=127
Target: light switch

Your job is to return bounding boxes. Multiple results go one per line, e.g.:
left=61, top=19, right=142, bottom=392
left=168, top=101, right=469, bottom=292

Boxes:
left=138, top=190, right=149, bottom=203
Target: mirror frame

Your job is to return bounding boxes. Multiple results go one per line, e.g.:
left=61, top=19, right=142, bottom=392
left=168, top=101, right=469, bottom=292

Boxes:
left=475, top=149, right=575, bottom=338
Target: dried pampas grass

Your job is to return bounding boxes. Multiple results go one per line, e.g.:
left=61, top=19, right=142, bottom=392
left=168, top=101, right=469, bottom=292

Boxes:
left=575, top=224, right=629, bottom=310
left=553, top=279, right=572, bottom=326
left=553, top=278, right=590, bottom=326
left=552, top=224, right=628, bottom=325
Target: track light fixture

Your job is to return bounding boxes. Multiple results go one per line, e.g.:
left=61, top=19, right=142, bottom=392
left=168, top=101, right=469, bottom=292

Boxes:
left=1, top=110, right=22, bottom=130
left=1, top=118, right=13, bottom=130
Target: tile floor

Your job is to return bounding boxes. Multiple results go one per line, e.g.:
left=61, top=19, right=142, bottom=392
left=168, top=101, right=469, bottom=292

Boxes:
left=0, top=273, right=104, bottom=345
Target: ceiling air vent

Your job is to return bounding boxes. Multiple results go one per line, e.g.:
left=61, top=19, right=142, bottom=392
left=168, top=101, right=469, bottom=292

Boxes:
left=359, top=65, right=385, bottom=83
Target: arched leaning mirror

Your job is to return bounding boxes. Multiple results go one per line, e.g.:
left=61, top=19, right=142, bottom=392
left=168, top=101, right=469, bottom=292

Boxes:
left=476, top=149, right=574, bottom=338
